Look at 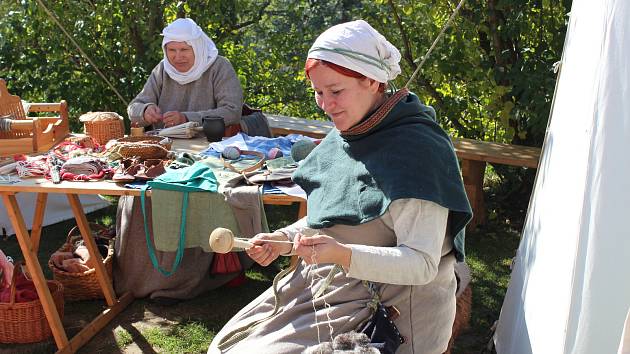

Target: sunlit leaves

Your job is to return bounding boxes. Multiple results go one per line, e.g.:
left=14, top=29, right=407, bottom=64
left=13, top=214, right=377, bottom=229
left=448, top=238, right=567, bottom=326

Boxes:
left=0, top=0, right=567, bottom=144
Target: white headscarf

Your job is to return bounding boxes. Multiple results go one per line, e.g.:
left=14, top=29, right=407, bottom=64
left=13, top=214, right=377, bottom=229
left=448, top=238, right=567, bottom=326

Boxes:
left=307, top=20, right=402, bottom=83
left=161, top=18, right=219, bottom=85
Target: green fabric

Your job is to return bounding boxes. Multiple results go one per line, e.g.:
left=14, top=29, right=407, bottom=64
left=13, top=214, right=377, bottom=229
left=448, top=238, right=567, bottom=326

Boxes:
left=148, top=160, right=240, bottom=252
left=140, top=184, right=184, bottom=276
left=151, top=190, right=241, bottom=252
left=292, top=92, right=472, bottom=261
left=149, top=161, right=219, bottom=193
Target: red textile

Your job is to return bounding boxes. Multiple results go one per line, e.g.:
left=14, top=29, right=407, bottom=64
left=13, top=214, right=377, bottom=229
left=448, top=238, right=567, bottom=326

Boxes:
left=0, top=250, right=13, bottom=289
left=210, top=252, right=242, bottom=275
left=0, top=273, right=38, bottom=303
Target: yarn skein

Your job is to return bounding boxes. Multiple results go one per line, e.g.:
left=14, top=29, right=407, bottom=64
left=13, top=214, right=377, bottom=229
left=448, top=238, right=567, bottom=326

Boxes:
left=290, top=139, right=316, bottom=162
left=222, top=146, right=241, bottom=160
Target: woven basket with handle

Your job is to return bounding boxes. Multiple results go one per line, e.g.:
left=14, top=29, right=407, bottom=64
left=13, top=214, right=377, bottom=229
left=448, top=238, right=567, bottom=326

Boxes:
left=47, top=223, right=114, bottom=302
left=0, top=262, right=64, bottom=343
left=79, top=112, right=125, bottom=145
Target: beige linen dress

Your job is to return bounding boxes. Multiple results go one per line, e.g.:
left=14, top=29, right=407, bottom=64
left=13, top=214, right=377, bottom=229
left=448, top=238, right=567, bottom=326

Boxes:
left=209, top=199, right=457, bottom=354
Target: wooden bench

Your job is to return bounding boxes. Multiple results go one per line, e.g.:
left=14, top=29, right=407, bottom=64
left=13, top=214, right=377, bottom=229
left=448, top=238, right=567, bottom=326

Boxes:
left=265, top=114, right=541, bottom=230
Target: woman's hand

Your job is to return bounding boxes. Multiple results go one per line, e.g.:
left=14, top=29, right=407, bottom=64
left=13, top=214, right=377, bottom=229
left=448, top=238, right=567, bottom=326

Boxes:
left=163, top=111, right=187, bottom=127
left=143, top=105, right=163, bottom=124
left=246, top=231, right=292, bottom=267
left=294, top=233, right=351, bottom=268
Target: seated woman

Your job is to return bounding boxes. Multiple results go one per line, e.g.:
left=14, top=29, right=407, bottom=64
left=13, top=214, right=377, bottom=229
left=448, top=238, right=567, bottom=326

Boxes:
left=208, top=20, right=472, bottom=353
left=127, top=17, right=243, bottom=134
left=114, top=18, right=245, bottom=304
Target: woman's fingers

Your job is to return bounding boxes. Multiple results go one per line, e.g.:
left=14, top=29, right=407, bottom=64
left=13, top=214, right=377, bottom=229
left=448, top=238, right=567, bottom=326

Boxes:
left=246, top=244, right=277, bottom=266
left=144, top=105, right=163, bottom=123
left=163, top=111, right=186, bottom=127
left=297, top=234, right=329, bottom=246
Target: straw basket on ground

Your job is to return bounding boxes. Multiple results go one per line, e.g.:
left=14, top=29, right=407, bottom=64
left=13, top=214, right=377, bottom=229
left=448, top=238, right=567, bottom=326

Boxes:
left=0, top=262, right=64, bottom=343
left=47, top=223, right=114, bottom=302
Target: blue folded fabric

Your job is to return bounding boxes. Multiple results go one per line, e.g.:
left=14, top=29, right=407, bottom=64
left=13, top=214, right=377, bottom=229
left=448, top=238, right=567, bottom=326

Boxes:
left=200, top=133, right=312, bottom=158
left=262, top=182, right=284, bottom=195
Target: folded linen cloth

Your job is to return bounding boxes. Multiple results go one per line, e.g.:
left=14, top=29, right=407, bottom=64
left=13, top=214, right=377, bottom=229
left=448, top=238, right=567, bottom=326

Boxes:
left=61, top=156, right=107, bottom=175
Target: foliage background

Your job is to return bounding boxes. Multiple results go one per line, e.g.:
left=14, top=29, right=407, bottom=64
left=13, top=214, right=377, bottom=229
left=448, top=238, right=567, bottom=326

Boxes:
left=0, top=0, right=570, bottom=217
left=1, top=0, right=569, bottom=146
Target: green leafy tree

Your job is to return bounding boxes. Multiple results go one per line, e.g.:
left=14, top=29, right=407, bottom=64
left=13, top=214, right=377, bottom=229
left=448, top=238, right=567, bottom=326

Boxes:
left=1, top=0, right=568, bottom=209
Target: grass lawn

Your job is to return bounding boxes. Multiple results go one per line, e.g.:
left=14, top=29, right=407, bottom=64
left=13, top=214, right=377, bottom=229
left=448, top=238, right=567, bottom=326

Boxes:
left=0, top=193, right=522, bottom=353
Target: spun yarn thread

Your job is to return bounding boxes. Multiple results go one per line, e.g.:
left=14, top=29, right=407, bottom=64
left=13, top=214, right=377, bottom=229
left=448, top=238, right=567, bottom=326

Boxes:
left=291, top=139, right=316, bottom=162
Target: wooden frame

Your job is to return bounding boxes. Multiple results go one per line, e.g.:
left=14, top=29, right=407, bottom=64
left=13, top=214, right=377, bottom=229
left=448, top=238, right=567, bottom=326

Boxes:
left=0, top=79, right=70, bottom=157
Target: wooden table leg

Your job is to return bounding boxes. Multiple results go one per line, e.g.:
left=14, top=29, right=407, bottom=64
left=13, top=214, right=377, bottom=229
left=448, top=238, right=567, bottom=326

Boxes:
left=66, top=194, right=117, bottom=306
left=1, top=193, right=69, bottom=348
left=31, top=193, right=48, bottom=253
left=62, top=292, right=134, bottom=354
left=297, top=200, right=307, bottom=219
left=461, top=159, right=487, bottom=231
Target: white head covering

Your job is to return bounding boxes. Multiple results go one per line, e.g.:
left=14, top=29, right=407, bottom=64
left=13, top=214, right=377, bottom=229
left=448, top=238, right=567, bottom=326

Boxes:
left=307, top=20, right=401, bottom=83
left=161, top=18, right=219, bottom=85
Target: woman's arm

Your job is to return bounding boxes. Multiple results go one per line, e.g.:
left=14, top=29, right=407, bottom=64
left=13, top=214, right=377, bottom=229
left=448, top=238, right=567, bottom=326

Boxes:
left=127, top=63, right=164, bottom=127
left=345, top=199, right=449, bottom=285
left=181, top=57, right=244, bottom=125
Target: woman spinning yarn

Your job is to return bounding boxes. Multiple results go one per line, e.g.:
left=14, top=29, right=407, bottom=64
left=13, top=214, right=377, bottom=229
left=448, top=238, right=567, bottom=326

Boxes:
left=208, top=20, right=472, bottom=354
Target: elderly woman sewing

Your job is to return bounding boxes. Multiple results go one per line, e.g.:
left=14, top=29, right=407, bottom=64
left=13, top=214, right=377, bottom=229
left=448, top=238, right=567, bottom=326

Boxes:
left=127, top=17, right=243, bottom=131
left=114, top=18, right=245, bottom=305
left=208, top=20, right=472, bottom=354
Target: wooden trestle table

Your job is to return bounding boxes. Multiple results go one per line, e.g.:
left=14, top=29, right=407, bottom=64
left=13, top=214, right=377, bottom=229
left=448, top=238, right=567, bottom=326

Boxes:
left=0, top=136, right=305, bottom=353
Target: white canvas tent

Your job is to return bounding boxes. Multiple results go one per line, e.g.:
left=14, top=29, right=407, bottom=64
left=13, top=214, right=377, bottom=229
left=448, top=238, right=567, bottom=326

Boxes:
left=495, top=0, right=630, bottom=353
left=0, top=193, right=109, bottom=236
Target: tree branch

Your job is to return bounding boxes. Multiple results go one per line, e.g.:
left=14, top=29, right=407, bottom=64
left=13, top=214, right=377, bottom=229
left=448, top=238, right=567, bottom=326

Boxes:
left=229, top=1, right=271, bottom=31
left=385, top=2, right=467, bottom=133
left=387, top=0, right=415, bottom=67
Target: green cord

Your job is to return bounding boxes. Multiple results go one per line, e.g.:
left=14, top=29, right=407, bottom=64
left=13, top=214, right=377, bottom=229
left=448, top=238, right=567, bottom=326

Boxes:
left=140, top=185, right=186, bottom=276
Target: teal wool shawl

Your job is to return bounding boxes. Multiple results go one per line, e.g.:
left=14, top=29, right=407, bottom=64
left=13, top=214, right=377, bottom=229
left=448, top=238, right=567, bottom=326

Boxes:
left=292, top=91, right=472, bottom=261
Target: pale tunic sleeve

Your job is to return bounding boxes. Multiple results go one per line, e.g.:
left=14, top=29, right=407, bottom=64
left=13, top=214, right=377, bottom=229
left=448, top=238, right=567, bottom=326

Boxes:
left=347, top=198, right=449, bottom=285
left=277, top=198, right=450, bottom=285
left=126, top=57, right=243, bottom=127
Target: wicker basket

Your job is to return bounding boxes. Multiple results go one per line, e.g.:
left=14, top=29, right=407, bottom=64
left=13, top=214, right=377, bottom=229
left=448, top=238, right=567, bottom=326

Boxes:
left=79, top=112, right=125, bottom=145
left=47, top=223, right=114, bottom=302
left=0, top=262, right=64, bottom=343
left=105, top=135, right=172, bottom=160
